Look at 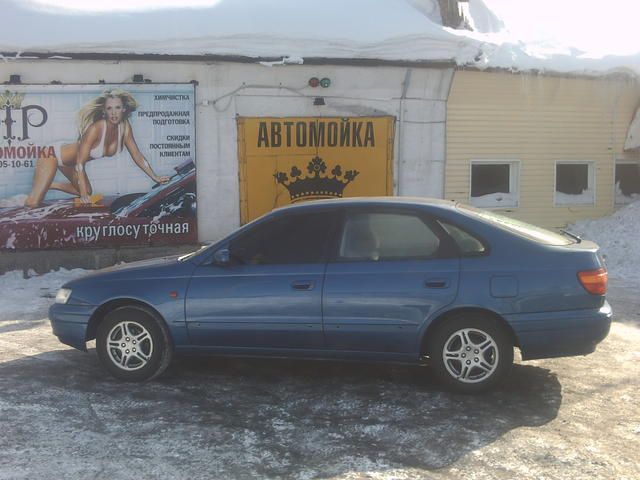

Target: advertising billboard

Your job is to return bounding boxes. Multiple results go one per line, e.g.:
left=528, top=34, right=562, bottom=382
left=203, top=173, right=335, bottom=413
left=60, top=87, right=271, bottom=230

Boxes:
left=237, top=116, right=395, bottom=223
left=0, top=83, right=196, bottom=250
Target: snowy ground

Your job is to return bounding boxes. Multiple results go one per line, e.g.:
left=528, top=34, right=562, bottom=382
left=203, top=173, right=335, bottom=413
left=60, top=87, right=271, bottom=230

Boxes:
left=0, top=274, right=638, bottom=479
left=0, top=269, right=87, bottom=321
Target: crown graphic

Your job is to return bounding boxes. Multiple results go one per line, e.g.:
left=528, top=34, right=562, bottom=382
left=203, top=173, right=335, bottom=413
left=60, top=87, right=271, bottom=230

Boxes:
left=274, top=156, right=359, bottom=202
left=0, top=90, right=25, bottom=109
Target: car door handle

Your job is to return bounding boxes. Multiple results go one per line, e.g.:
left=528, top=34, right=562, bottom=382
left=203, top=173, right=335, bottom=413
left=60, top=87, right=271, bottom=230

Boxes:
left=425, top=279, right=449, bottom=289
left=291, top=281, right=315, bottom=291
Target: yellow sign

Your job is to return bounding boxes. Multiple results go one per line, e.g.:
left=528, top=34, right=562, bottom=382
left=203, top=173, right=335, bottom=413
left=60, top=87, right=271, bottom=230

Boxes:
left=237, top=116, right=395, bottom=223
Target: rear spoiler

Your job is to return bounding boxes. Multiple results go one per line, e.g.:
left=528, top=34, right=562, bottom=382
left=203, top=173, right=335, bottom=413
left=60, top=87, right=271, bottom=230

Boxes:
left=561, top=229, right=582, bottom=243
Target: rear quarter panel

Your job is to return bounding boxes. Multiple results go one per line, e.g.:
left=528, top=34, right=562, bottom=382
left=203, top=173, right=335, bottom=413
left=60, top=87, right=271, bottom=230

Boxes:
left=425, top=207, right=604, bottom=316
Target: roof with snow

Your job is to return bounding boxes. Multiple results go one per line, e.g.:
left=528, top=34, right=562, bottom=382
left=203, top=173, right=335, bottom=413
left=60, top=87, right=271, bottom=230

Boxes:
left=1, top=0, right=640, bottom=77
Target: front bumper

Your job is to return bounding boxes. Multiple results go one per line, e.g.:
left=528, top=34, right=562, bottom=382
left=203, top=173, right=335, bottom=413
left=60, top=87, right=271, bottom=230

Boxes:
left=506, top=301, right=612, bottom=361
left=49, top=303, right=96, bottom=351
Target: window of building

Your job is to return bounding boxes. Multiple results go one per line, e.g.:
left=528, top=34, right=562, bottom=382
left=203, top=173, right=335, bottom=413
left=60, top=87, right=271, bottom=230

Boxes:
left=470, top=161, right=519, bottom=208
left=555, top=162, right=594, bottom=205
left=615, top=161, right=640, bottom=205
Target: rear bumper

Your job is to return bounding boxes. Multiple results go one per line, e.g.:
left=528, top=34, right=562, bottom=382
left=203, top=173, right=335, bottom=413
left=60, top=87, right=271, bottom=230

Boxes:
left=49, top=303, right=95, bottom=351
left=505, top=301, right=612, bottom=361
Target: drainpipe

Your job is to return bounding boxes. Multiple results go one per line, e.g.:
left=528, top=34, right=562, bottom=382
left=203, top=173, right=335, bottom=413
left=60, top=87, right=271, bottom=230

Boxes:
left=397, top=68, right=412, bottom=196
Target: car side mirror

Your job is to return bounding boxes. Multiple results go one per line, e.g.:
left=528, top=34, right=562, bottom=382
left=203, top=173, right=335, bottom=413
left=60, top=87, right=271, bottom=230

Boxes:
left=212, top=248, right=231, bottom=266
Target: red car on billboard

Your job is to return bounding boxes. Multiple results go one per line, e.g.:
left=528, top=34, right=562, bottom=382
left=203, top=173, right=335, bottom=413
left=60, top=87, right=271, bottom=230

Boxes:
left=0, top=160, right=197, bottom=250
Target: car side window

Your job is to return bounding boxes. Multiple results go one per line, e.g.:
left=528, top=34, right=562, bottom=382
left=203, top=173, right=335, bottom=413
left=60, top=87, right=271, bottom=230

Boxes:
left=438, top=221, right=486, bottom=256
left=338, top=212, right=441, bottom=261
left=229, top=211, right=336, bottom=265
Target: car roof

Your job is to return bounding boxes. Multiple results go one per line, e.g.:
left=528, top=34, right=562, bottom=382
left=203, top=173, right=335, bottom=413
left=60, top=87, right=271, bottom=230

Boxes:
left=273, top=197, right=458, bottom=214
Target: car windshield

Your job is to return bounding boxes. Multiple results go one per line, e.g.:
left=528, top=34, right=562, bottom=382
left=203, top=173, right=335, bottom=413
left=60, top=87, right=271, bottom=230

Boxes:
left=113, top=173, right=186, bottom=217
left=458, top=204, right=575, bottom=246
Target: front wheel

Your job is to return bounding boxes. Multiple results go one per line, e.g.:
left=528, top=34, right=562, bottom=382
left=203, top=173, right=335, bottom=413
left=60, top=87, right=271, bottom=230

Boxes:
left=96, top=306, right=172, bottom=382
left=427, top=314, right=513, bottom=393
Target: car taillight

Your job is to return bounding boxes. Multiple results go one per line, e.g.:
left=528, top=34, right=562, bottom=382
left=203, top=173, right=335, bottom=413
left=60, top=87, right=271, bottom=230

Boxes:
left=578, top=268, right=607, bottom=295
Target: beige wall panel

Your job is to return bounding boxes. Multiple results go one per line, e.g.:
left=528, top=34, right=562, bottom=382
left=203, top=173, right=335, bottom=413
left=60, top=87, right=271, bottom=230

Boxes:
left=446, top=70, right=640, bottom=229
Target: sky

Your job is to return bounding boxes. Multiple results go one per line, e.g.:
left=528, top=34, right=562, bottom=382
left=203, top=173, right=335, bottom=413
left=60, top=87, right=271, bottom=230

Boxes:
left=482, top=0, right=640, bottom=56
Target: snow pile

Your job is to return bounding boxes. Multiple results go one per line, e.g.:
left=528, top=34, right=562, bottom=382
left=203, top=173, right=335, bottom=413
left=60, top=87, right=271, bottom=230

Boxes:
left=0, top=0, right=639, bottom=76
left=555, top=189, right=595, bottom=206
left=471, top=192, right=518, bottom=208
left=614, top=182, right=639, bottom=206
left=568, top=199, right=640, bottom=281
left=0, top=268, right=88, bottom=321
left=463, top=0, right=640, bottom=76
left=467, top=0, right=504, bottom=33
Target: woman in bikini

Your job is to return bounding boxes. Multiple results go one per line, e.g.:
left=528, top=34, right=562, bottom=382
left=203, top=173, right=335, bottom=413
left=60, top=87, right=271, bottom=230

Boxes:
left=24, top=89, right=169, bottom=208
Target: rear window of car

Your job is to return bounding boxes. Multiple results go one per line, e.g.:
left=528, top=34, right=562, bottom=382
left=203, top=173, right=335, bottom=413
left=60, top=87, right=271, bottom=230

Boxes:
left=438, top=221, right=486, bottom=255
left=457, top=204, right=575, bottom=246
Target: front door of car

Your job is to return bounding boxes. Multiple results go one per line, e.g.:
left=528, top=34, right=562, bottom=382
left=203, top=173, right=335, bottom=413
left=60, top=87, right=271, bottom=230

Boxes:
left=323, top=209, right=460, bottom=354
left=185, top=210, right=338, bottom=350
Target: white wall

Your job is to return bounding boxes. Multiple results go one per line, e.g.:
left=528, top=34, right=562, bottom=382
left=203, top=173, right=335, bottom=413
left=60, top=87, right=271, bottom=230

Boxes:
left=0, top=60, right=453, bottom=242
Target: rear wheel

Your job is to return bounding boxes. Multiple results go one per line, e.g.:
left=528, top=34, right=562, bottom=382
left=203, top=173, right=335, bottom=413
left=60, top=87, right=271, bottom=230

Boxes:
left=427, top=314, right=513, bottom=393
left=96, top=306, right=172, bottom=382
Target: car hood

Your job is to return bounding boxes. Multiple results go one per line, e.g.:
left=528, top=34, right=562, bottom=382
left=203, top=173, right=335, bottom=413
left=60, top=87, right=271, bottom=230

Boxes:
left=65, top=255, right=184, bottom=287
left=98, top=255, right=183, bottom=274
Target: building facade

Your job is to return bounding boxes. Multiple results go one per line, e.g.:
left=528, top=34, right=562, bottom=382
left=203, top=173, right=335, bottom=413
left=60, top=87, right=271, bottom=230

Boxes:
left=1, top=57, right=639, bottom=255
left=445, top=70, right=640, bottom=228
left=0, top=58, right=453, bottom=246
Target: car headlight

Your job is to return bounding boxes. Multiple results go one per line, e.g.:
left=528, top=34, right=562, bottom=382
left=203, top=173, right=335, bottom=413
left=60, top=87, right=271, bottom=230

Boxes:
left=55, top=288, right=72, bottom=304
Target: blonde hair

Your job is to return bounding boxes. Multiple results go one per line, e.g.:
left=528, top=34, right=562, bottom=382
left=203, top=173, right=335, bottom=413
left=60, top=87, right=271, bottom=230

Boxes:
left=77, top=89, right=138, bottom=139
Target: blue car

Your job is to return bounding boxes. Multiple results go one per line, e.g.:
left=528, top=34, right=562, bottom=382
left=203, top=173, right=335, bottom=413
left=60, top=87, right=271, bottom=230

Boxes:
left=50, top=198, right=611, bottom=392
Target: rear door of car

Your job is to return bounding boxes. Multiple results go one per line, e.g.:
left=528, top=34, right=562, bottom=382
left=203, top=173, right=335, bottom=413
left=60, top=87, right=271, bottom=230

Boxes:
left=322, top=207, right=460, bottom=355
left=185, top=209, right=339, bottom=350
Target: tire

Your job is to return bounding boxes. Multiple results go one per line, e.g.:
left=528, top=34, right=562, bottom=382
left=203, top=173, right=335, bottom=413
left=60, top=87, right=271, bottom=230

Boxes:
left=96, top=306, right=173, bottom=382
left=427, top=313, right=513, bottom=393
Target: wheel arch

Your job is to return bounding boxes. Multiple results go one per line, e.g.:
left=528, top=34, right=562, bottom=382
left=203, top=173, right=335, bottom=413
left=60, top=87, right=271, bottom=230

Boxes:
left=420, top=306, right=519, bottom=356
left=86, top=298, right=173, bottom=348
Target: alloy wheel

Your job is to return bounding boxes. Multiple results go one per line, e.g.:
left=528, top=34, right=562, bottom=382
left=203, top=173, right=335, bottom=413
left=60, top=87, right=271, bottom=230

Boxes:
left=106, top=320, right=154, bottom=371
left=442, top=328, right=499, bottom=383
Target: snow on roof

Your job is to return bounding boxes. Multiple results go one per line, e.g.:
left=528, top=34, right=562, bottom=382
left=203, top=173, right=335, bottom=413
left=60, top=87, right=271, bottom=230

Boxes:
left=0, top=0, right=465, bottom=61
left=1, top=0, right=640, bottom=77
